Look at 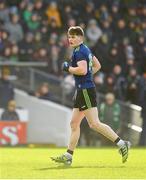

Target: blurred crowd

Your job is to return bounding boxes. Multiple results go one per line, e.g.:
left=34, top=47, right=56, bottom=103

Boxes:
left=0, top=0, right=146, bottom=105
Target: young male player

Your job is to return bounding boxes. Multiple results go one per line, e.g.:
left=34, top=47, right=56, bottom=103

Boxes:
left=51, top=26, right=130, bottom=165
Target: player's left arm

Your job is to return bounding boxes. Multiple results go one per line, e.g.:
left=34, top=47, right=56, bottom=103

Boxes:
left=69, top=60, right=87, bottom=75
left=92, top=56, right=101, bottom=74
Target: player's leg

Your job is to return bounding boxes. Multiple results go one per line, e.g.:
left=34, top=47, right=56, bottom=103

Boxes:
left=68, top=108, right=85, bottom=151
left=51, top=108, right=84, bottom=165
left=84, top=107, right=131, bottom=163
left=84, top=107, right=118, bottom=141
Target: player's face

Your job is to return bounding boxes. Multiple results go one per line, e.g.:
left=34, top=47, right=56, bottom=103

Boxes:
left=68, top=34, right=83, bottom=47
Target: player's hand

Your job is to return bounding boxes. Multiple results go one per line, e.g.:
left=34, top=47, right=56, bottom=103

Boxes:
left=62, top=61, right=70, bottom=72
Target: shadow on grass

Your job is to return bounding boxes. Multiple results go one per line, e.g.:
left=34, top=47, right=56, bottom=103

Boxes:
left=36, top=165, right=125, bottom=171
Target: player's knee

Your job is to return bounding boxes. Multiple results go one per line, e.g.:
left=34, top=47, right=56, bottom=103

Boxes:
left=89, top=120, right=100, bottom=131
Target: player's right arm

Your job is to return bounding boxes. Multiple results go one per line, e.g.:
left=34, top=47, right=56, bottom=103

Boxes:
left=69, top=60, right=87, bottom=75
left=92, top=56, right=101, bottom=74
left=62, top=60, right=87, bottom=75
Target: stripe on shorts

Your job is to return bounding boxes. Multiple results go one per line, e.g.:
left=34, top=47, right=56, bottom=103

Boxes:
left=82, top=89, right=92, bottom=108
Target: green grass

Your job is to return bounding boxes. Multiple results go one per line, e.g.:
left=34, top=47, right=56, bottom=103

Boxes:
left=0, top=147, right=146, bottom=179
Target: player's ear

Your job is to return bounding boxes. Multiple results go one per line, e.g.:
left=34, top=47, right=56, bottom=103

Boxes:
left=80, top=36, right=83, bottom=41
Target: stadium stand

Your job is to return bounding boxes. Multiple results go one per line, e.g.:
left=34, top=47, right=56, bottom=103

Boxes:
left=0, top=0, right=146, bottom=103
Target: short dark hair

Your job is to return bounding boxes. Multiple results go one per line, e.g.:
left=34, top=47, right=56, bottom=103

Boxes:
left=68, top=26, right=84, bottom=36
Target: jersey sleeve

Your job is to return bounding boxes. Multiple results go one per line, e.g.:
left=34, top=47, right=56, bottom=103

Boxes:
left=75, top=50, right=87, bottom=62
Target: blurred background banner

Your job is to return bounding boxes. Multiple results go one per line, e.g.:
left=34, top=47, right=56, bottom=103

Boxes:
left=0, top=121, right=27, bottom=146
left=0, top=108, right=28, bottom=146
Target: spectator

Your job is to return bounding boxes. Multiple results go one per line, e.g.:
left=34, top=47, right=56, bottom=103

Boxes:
left=33, top=32, right=43, bottom=49
left=0, top=1, right=9, bottom=22
left=67, top=18, right=76, bottom=29
left=18, top=32, right=34, bottom=61
left=4, top=14, right=24, bottom=43
left=34, top=0, right=43, bottom=15
left=101, top=20, right=113, bottom=47
left=48, top=33, right=59, bottom=74
left=99, top=93, right=121, bottom=133
left=0, top=100, right=19, bottom=121
left=86, top=19, right=102, bottom=48
left=47, top=18, right=60, bottom=35
left=127, top=5, right=138, bottom=24
left=33, top=47, right=48, bottom=62
left=0, top=30, right=11, bottom=55
left=19, top=0, right=28, bottom=15
left=102, top=74, right=115, bottom=94
left=28, top=13, right=41, bottom=32
left=112, top=65, right=127, bottom=100
left=106, top=45, right=119, bottom=73
left=125, top=56, right=136, bottom=75
left=126, top=67, right=141, bottom=104
left=2, top=46, right=11, bottom=61
left=128, top=20, right=139, bottom=43
left=10, top=43, right=19, bottom=62
left=51, top=45, right=60, bottom=74
left=110, top=1, right=121, bottom=22
left=0, top=69, right=14, bottom=108
left=46, top=1, right=62, bottom=28
left=125, top=43, right=135, bottom=60
left=114, top=19, right=128, bottom=43
left=83, top=1, right=95, bottom=24
left=35, top=82, right=52, bottom=101
left=99, top=93, right=121, bottom=145
left=61, top=5, right=75, bottom=29
left=22, top=3, right=34, bottom=24
left=134, top=35, right=146, bottom=74
left=99, top=4, right=110, bottom=22
left=1, top=43, right=19, bottom=62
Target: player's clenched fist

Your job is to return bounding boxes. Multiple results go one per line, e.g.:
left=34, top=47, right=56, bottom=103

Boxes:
left=62, top=61, right=70, bottom=72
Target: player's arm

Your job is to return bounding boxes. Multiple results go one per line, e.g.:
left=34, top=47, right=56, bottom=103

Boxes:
left=92, top=56, right=101, bottom=74
left=62, top=60, right=87, bottom=75
left=69, top=60, right=87, bottom=75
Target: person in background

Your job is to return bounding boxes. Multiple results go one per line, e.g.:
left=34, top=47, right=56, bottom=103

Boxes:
left=112, top=64, right=127, bottom=101
left=99, top=93, right=121, bottom=133
left=4, top=13, right=24, bottom=43
left=0, top=69, right=14, bottom=108
left=46, top=1, right=62, bottom=28
left=22, top=2, right=34, bottom=30
left=86, top=19, right=102, bottom=48
left=0, top=1, right=10, bottom=23
left=35, top=82, right=52, bottom=101
left=102, top=74, right=115, bottom=94
left=1, top=100, right=19, bottom=121
left=18, top=32, right=34, bottom=62
left=126, top=67, right=140, bottom=105
left=99, top=93, right=121, bottom=145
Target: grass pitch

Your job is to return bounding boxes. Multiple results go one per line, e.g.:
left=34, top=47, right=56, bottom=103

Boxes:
left=0, top=147, right=146, bottom=179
